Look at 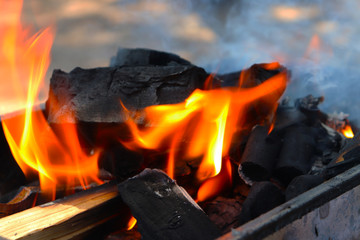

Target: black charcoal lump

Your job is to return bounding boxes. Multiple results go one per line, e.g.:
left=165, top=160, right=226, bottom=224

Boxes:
left=47, top=65, right=208, bottom=123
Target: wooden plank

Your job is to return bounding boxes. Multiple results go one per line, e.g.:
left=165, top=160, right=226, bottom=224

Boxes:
left=0, top=182, right=122, bottom=240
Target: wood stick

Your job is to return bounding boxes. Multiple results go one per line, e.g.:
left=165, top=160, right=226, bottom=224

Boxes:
left=0, top=182, right=122, bottom=240
left=118, top=168, right=221, bottom=240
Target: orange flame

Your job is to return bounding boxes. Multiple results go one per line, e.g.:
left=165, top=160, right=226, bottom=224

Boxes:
left=122, top=68, right=287, bottom=200
left=341, top=125, right=354, bottom=138
left=0, top=0, right=102, bottom=199
left=127, top=216, right=137, bottom=231
left=197, top=156, right=232, bottom=202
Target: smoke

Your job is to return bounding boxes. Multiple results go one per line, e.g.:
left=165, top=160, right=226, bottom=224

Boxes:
left=23, top=0, right=360, bottom=121
left=176, top=0, right=360, bottom=122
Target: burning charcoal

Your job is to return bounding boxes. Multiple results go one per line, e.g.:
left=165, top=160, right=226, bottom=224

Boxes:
left=218, top=62, right=286, bottom=87
left=203, top=196, right=242, bottom=234
left=237, top=181, right=284, bottom=226
left=75, top=122, right=144, bottom=180
left=239, top=125, right=282, bottom=183
left=320, top=132, right=360, bottom=179
left=274, top=107, right=306, bottom=131
left=326, top=111, right=352, bottom=134
left=274, top=124, right=316, bottom=185
left=0, top=120, right=26, bottom=197
left=46, top=65, right=208, bottom=123
left=217, top=63, right=289, bottom=133
left=295, top=95, right=324, bottom=112
left=285, top=175, right=324, bottom=201
left=97, top=140, right=144, bottom=181
left=216, top=71, right=241, bottom=87
left=295, top=95, right=327, bottom=124
left=324, top=139, right=360, bottom=179
left=105, top=229, right=141, bottom=240
left=110, top=48, right=192, bottom=67
left=315, top=123, right=343, bottom=155
left=118, top=169, right=221, bottom=240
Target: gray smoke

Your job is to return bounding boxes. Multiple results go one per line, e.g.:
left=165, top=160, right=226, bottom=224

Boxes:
left=23, top=0, right=360, bottom=122
left=169, top=0, right=360, bottom=122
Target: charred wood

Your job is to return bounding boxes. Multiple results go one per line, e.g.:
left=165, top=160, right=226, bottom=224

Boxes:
left=118, top=169, right=221, bottom=240
left=46, top=65, right=208, bottom=123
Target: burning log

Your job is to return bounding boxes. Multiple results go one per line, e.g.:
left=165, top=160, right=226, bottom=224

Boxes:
left=46, top=64, right=208, bottom=124
left=118, top=169, right=221, bottom=240
left=239, top=125, right=282, bottom=183
left=0, top=182, right=124, bottom=239
left=274, top=124, right=317, bottom=185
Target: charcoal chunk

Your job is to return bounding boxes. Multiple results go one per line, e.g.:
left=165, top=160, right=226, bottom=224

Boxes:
left=218, top=62, right=286, bottom=87
left=274, top=124, right=316, bottom=185
left=46, top=65, right=208, bottom=123
left=237, top=181, right=284, bottom=225
left=110, top=48, right=191, bottom=67
left=239, top=125, right=283, bottom=183
left=285, top=175, right=324, bottom=201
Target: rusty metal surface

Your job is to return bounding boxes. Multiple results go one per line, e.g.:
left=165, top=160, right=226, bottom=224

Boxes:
left=218, top=164, right=360, bottom=240
left=264, top=184, right=360, bottom=240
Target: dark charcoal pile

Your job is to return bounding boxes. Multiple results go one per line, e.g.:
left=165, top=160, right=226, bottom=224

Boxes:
left=0, top=48, right=357, bottom=239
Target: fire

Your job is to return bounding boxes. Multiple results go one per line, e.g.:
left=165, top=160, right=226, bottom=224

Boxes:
left=196, top=157, right=232, bottom=202
left=0, top=0, right=101, bottom=199
left=127, top=216, right=137, bottom=231
left=0, top=0, right=287, bottom=203
left=341, top=125, right=354, bottom=138
left=122, top=66, right=287, bottom=201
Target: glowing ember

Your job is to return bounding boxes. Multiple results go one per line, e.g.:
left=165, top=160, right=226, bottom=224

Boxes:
left=0, top=0, right=102, bottom=199
left=127, top=216, right=137, bottom=231
left=122, top=66, right=287, bottom=201
left=342, top=125, right=354, bottom=138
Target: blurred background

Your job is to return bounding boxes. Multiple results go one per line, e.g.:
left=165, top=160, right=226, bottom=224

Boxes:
left=21, top=0, right=360, bottom=121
